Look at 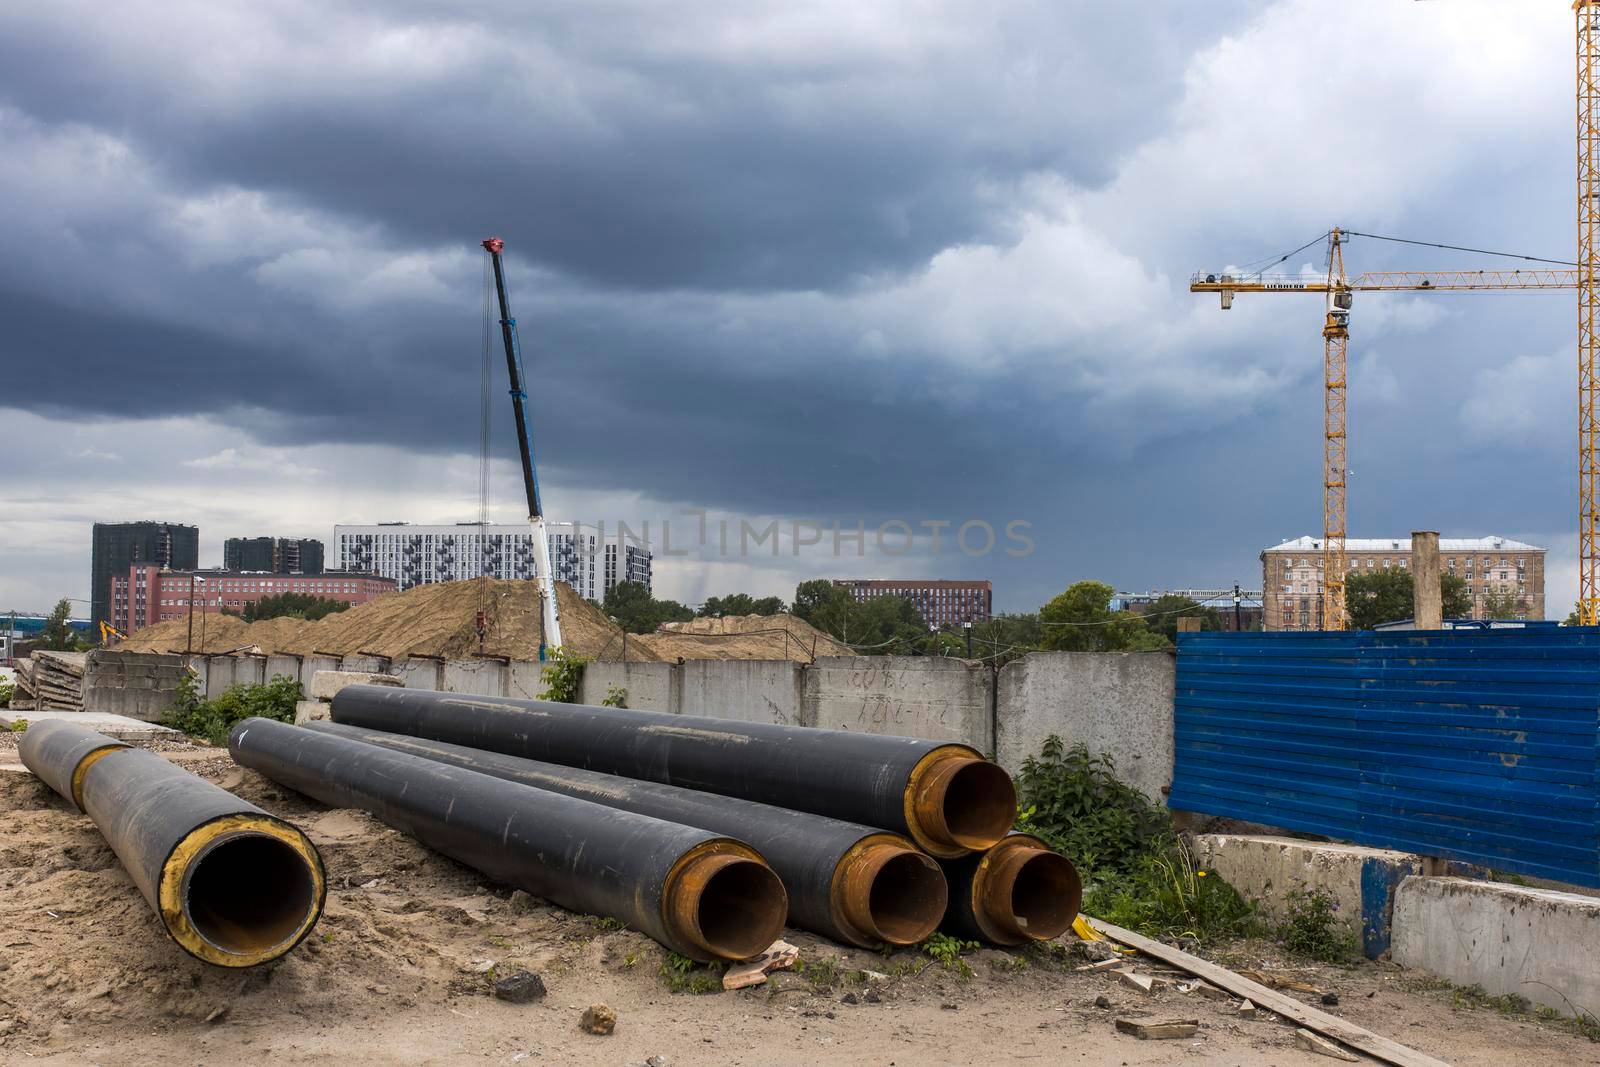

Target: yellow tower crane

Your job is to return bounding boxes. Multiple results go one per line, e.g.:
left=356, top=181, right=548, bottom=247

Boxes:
left=1195, top=6, right=1600, bottom=628
left=1192, top=233, right=1576, bottom=629
left=1578, top=1, right=1600, bottom=622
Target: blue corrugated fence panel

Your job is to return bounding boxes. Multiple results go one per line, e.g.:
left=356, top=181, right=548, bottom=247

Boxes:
left=1170, top=628, right=1600, bottom=888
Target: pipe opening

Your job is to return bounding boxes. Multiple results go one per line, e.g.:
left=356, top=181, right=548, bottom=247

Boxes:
left=692, top=859, right=787, bottom=961
left=1005, top=850, right=1081, bottom=941
left=185, top=834, right=319, bottom=957
left=936, top=760, right=1017, bottom=852
left=866, top=851, right=947, bottom=945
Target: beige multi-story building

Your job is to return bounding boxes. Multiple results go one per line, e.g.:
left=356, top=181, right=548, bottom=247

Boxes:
left=1261, top=535, right=1546, bottom=631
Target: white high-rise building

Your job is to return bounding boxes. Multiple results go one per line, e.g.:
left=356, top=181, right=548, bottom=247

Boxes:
left=334, top=522, right=652, bottom=599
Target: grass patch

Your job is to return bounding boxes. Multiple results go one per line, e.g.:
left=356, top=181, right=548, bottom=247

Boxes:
left=162, top=672, right=299, bottom=745
left=800, top=956, right=844, bottom=989
left=1398, top=975, right=1600, bottom=1042
left=658, top=951, right=724, bottom=995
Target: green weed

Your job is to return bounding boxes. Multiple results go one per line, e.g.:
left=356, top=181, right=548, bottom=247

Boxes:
left=800, top=956, right=843, bottom=989
left=1279, top=887, right=1359, bottom=964
left=537, top=647, right=587, bottom=703
left=162, top=673, right=300, bottom=745
left=920, top=932, right=980, bottom=978
left=659, top=951, right=723, bottom=995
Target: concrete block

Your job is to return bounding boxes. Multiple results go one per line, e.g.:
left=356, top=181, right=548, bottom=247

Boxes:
left=294, top=700, right=331, bottom=724
left=806, top=656, right=991, bottom=747
left=308, top=670, right=401, bottom=701
left=1392, top=876, right=1600, bottom=1018
left=996, top=651, right=1174, bottom=803
left=1193, top=834, right=1423, bottom=958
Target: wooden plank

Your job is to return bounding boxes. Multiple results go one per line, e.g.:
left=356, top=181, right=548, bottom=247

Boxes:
left=1086, top=917, right=1452, bottom=1067
left=1115, top=1018, right=1198, bottom=1040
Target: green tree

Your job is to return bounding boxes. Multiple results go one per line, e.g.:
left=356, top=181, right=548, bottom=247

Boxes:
left=791, top=579, right=842, bottom=623
left=1038, top=581, right=1167, bottom=652
left=1344, top=569, right=1472, bottom=629
left=230, top=592, right=352, bottom=623
left=602, top=581, right=695, bottom=634
left=1142, top=594, right=1223, bottom=644
left=37, top=598, right=80, bottom=651
left=1565, top=602, right=1585, bottom=625
left=1481, top=588, right=1528, bottom=620
left=698, top=593, right=786, bottom=617
left=789, top=580, right=932, bottom=651
left=1442, top=573, right=1472, bottom=619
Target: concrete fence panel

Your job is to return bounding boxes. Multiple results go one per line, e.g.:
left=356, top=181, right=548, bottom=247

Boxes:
left=806, top=656, right=993, bottom=749
left=441, top=659, right=507, bottom=697
left=995, top=651, right=1175, bottom=802
left=677, top=659, right=805, bottom=726
left=579, top=661, right=677, bottom=713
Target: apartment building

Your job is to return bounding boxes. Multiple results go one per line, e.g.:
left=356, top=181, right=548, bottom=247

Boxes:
left=223, top=537, right=325, bottom=574
left=333, top=522, right=652, bottom=600
left=1261, top=535, right=1546, bottom=630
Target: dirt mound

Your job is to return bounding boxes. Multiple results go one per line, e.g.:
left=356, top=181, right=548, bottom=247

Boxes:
left=637, top=613, right=853, bottom=662
left=117, top=580, right=662, bottom=663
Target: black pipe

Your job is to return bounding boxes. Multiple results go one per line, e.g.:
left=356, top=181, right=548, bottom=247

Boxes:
left=940, top=833, right=1082, bottom=945
left=306, top=721, right=947, bottom=947
left=329, top=686, right=1016, bottom=859
left=229, top=717, right=787, bottom=961
left=19, top=720, right=326, bottom=967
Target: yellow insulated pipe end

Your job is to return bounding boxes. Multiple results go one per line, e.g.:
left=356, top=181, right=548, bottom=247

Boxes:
left=158, top=813, right=327, bottom=968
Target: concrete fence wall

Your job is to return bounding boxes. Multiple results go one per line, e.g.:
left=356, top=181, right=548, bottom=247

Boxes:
left=88, top=649, right=1179, bottom=798
left=996, top=651, right=1174, bottom=802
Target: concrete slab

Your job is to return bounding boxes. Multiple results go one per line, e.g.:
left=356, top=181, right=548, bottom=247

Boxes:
left=0, top=709, right=179, bottom=740
left=1392, top=876, right=1600, bottom=1019
left=1193, top=834, right=1423, bottom=958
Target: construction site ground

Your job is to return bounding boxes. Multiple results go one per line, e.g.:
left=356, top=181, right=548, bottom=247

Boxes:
left=1, top=735, right=1594, bottom=1067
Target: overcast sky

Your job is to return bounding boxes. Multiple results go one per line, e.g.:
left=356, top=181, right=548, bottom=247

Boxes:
left=0, top=1, right=1581, bottom=617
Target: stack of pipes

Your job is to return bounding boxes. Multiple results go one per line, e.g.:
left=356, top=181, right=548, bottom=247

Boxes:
left=229, top=687, right=1082, bottom=962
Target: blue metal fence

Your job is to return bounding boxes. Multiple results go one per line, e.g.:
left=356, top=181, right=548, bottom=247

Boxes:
left=1169, top=629, right=1600, bottom=888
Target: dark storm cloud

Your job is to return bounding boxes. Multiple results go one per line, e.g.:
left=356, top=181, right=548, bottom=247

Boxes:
left=0, top=0, right=1582, bottom=613
left=0, top=2, right=1252, bottom=292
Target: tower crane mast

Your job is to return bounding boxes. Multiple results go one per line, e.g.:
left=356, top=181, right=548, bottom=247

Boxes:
left=1192, top=233, right=1577, bottom=629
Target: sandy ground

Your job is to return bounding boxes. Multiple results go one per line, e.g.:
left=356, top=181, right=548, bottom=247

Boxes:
left=2, top=736, right=1597, bottom=1066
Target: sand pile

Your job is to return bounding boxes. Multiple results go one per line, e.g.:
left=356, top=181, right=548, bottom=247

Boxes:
left=638, top=613, right=853, bottom=662
left=118, top=579, right=663, bottom=662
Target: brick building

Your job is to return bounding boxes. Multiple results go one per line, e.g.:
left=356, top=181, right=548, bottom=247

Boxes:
left=831, top=579, right=992, bottom=629
left=1260, top=535, right=1546, bottom=631
left=109, top=567, right=395, bottom=634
